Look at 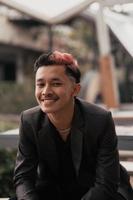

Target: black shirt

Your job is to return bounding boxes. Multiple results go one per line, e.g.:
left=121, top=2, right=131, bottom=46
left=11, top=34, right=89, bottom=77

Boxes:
left=54, top=130, right=83, bottom=199
left=55, top=132, right=76, bottom=186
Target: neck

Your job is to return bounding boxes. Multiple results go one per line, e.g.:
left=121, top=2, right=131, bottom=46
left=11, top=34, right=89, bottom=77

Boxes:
left=48, top=102, right=75, bottom=130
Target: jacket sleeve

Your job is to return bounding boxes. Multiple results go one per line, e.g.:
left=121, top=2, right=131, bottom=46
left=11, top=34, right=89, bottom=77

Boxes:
left=81, top=112, right=120, bottom=200
left=14, top=113, right=39, bottom=200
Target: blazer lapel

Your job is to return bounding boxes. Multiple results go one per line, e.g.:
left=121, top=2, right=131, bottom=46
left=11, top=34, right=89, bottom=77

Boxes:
left=38, top=115, right=59, bottom=177
left=71, top=103, right=84, bottom=177
left=71, top=127, right=83, bottom=177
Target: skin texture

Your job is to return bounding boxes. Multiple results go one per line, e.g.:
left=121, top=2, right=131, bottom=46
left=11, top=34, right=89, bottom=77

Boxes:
left=35, top=64, right=81, bottom=130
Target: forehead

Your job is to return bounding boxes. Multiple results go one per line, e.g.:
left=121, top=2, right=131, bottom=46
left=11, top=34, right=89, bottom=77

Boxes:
left=35, top=65, right=67, bottom=81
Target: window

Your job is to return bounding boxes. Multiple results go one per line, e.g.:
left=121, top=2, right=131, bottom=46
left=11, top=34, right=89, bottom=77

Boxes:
left=0, top=61, right=16, bottom=81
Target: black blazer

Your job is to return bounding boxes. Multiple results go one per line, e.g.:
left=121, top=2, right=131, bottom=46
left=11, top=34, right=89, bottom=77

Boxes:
left=14, top=98, right=133, bottom=200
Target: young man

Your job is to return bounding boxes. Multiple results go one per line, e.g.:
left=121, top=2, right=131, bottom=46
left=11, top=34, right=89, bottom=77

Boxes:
left=14, top=51, right=132, bottom=200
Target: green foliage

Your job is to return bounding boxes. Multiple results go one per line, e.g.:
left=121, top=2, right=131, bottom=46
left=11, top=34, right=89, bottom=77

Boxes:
left=0, top=82, right=37, bottom=114
left=0, top=120, right=18, bottom=132
left=0, top=149, right=16, bottom=197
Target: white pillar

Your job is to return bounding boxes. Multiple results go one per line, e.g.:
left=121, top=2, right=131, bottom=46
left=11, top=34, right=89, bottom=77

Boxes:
left=95, top=3, right=119, bottom=108
left=96, top=4, right=111, bottom=56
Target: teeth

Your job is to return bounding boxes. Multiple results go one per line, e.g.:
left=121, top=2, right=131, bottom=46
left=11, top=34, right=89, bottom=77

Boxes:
left=45, top=99, right=53, bottom=100
left=41, top=98, right=58, bottom=101
left=44, top=99, right=55, bottom=101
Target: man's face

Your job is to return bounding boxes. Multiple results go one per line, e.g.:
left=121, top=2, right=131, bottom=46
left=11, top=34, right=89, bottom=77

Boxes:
left=35, top=65, right=80, bottom=114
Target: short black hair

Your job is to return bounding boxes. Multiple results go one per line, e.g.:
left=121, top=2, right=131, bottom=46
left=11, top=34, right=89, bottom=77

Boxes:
left=34, top=51, right=81, bottom=83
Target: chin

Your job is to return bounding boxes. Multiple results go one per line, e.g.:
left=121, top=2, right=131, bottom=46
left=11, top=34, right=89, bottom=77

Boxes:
left=40, top=106, right=56, bottom=114
left=40, top=107, right=50, bottom=113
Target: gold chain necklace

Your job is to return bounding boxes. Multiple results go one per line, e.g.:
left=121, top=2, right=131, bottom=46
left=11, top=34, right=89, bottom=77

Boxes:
left=57, top=127, right=71, bottom=134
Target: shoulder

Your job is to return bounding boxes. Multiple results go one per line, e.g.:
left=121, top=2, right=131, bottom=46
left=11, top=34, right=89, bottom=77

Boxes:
left=76, top=98, right=110, bottom=117
left=23, top=106, right=41, bottom=116
left=75, top=98, right=113, bottom=130
left=21, top=106, right=45, bottom=124
left=75, top=99, right=115, bottom=141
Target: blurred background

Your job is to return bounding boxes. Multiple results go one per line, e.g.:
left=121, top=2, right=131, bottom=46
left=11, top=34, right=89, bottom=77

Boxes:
left=0, top=0, right=133, bottom=198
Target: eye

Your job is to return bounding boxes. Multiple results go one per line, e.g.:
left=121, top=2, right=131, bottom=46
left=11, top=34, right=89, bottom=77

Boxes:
left=36, top=83, right=45, bottom=88
left=52, top=82, right=62, bottom=86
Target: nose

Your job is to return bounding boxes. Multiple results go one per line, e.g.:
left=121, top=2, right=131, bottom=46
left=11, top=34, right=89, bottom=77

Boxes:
left=42, top=84, right=52, bottom=95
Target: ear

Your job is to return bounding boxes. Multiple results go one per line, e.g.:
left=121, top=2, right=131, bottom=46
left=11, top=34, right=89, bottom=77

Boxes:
left=72, top=83, right=81, bottom=97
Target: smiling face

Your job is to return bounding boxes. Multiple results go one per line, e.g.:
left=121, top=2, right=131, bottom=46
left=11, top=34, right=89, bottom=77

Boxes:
left=35, top=65, right=80, bottom=114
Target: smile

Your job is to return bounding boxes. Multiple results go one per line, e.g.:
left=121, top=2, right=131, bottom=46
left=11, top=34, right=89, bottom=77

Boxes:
left=41, top=97, right=59, bottom=102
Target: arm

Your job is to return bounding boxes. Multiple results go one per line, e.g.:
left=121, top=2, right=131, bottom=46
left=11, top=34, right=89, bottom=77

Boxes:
left=82, top=112, right=120, bottom=200
left=14, top=113, right=39, bottom=200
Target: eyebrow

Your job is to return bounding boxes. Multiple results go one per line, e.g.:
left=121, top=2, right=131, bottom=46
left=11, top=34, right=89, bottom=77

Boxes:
left=36, top=78, right=63, bottom=82
left=36, top=78, right=44, bottom=82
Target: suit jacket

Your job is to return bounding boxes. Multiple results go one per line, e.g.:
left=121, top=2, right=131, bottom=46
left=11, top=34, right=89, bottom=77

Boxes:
left=14, top=98, right=133, bottom=200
